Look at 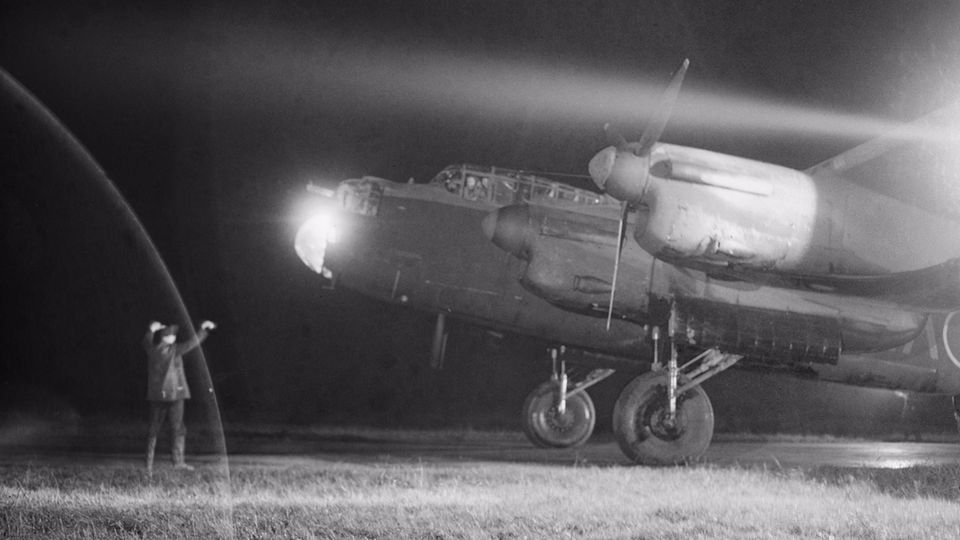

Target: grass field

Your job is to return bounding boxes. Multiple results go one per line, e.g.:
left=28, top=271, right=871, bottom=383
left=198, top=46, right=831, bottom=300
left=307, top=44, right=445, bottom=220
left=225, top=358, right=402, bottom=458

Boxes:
left=2, top=445, right=960, bottom=540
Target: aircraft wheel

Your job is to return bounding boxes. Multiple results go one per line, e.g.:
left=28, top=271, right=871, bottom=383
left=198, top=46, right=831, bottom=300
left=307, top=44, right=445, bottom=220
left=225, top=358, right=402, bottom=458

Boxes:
left=522, top=381, right=596, bottom=448
left=613, top=371, right=714, bottom=465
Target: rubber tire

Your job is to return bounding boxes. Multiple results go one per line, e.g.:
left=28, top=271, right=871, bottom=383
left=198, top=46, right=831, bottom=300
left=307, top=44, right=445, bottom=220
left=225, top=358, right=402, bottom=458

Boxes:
left=522, top=381, right=596, bottom=448
left=613, top=371, right=714, bottom=465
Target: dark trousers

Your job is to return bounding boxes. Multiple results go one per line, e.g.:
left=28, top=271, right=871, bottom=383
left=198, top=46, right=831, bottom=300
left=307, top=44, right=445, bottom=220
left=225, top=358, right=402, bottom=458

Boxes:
left=148, top=399, right=186, bottom=439
left=954, top=395, right=960, bottom=435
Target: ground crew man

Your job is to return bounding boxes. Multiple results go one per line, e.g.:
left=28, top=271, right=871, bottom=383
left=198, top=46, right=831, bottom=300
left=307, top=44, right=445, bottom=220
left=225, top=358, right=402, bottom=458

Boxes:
left=143, top=319, right=216, bottom=475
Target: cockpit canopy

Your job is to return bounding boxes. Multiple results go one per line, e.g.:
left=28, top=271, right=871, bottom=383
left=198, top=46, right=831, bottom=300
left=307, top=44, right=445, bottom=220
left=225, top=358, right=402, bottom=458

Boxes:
left=429, top=164, right=617, bottom=207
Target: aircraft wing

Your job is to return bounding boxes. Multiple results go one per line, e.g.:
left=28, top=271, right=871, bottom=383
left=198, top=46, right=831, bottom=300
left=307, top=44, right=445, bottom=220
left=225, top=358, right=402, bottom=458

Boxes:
left=716, top=257, right=960, bottom=312
left=805, top=101, right=960, bottom=221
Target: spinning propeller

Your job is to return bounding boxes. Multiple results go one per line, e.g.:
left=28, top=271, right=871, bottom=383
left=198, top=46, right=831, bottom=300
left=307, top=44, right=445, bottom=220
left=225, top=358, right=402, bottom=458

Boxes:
left=590, top=59, right=689, bottom=330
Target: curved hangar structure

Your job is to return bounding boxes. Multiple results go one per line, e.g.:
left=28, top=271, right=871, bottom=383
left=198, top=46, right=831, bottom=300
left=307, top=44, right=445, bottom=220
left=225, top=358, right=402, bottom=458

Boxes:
left=296, top=69, right=960, bottom=465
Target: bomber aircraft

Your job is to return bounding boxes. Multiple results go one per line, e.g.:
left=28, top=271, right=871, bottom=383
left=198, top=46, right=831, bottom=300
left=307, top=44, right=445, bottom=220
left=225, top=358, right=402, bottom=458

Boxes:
left=295, top=62, right=960, bottom=464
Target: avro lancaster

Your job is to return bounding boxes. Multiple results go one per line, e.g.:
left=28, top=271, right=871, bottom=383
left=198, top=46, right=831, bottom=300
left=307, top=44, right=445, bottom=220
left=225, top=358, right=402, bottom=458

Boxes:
left=295, top=63, right=960, bottom=464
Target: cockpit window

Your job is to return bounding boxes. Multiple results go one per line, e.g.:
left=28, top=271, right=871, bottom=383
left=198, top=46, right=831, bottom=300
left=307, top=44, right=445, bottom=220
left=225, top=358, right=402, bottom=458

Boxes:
left=531, top=182, right=558, bottom=200
left=431, top=168, right=463, bottom=195
left=491, top=177, right=518, bottom=205
left=337, top=178, right=382, bottom=216
left=463, top=175, right=490, bottom=201
left=429, top=164, right=614, bottom=207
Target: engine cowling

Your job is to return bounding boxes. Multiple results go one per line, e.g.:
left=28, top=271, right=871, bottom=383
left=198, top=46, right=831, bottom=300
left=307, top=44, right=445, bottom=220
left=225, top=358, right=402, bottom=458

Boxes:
left=591, top=143, right=820, bottom=272
left=483, top=203, right=650, bottom=320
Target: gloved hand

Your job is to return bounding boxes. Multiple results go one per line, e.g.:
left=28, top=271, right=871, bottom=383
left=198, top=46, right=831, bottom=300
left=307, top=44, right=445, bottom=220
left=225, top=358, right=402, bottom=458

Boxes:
left=149, top=321, right=164, bottom=332
left=200, top=320, right=217, bottom=331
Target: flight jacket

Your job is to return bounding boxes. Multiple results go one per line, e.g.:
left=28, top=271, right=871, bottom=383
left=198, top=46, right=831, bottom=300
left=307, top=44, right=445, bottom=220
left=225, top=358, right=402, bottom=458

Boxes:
left=142, top=327, right=209, bottom=401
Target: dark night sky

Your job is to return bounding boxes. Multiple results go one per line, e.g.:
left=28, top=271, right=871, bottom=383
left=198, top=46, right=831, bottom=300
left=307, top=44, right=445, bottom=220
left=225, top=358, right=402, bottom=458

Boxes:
left=2, top=0, right=960, bottom=432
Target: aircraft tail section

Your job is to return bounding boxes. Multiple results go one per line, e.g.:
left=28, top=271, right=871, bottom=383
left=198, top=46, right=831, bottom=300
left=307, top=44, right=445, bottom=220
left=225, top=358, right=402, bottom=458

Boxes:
left=805, top=102, right=960, bottom=222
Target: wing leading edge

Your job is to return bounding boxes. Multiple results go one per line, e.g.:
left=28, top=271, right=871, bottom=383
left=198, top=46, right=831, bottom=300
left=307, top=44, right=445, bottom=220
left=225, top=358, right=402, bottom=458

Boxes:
left=806, top=101, right=960, bottom=222
left=733, top=257, right=960, bottom=313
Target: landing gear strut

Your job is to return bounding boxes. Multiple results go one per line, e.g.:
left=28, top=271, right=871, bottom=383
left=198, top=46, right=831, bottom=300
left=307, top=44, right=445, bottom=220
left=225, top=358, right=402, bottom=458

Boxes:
left=522, top=347, right=615, bottom=448
left=614, top=307, right=741, bottom=465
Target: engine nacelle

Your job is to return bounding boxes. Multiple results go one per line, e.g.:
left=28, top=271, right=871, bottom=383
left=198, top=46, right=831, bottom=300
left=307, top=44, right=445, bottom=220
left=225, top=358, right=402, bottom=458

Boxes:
left=597, top=143, right=821, bottom=272
left=483, top=203, right=650, bottom=320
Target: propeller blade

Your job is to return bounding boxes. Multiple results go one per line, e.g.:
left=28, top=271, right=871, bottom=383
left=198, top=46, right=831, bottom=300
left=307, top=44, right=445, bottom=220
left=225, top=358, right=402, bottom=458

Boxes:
left=606, top=201, right=630, bottom=330
left=631, top=58, right=689, bottom=156
left=598, top=61, right=691, bottom=330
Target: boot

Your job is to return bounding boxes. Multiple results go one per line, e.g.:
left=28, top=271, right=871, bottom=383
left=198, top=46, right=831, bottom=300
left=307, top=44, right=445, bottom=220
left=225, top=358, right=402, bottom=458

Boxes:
left=146, top=436, right=157, bottom=477
left=173, top=435, right=194, bottom=471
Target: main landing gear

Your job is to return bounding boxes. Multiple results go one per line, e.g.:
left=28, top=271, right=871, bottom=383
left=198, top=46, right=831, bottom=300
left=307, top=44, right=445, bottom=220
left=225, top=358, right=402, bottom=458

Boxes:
left=522, top=307, right=740, bottom=464
left=614, top=323, right=741, bottom=465
left=522, top=346, right=615, bottom=448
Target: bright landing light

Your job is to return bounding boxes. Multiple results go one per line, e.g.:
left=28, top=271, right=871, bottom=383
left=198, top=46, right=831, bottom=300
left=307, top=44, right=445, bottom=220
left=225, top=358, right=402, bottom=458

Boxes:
left=295, top=212, right=338, bottom=277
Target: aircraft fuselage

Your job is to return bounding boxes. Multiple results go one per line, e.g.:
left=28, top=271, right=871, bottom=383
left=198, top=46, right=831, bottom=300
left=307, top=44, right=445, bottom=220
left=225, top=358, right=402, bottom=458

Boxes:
left=318, top=179, right=647, bottom=359
left=296, top=164, right=960, bottom=395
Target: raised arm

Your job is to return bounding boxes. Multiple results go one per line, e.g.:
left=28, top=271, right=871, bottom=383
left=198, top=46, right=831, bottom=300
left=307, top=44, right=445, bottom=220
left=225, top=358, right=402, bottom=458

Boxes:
left=174, top=320, right=216, bottom=356
left=142, top=321, right=163, bottom=351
